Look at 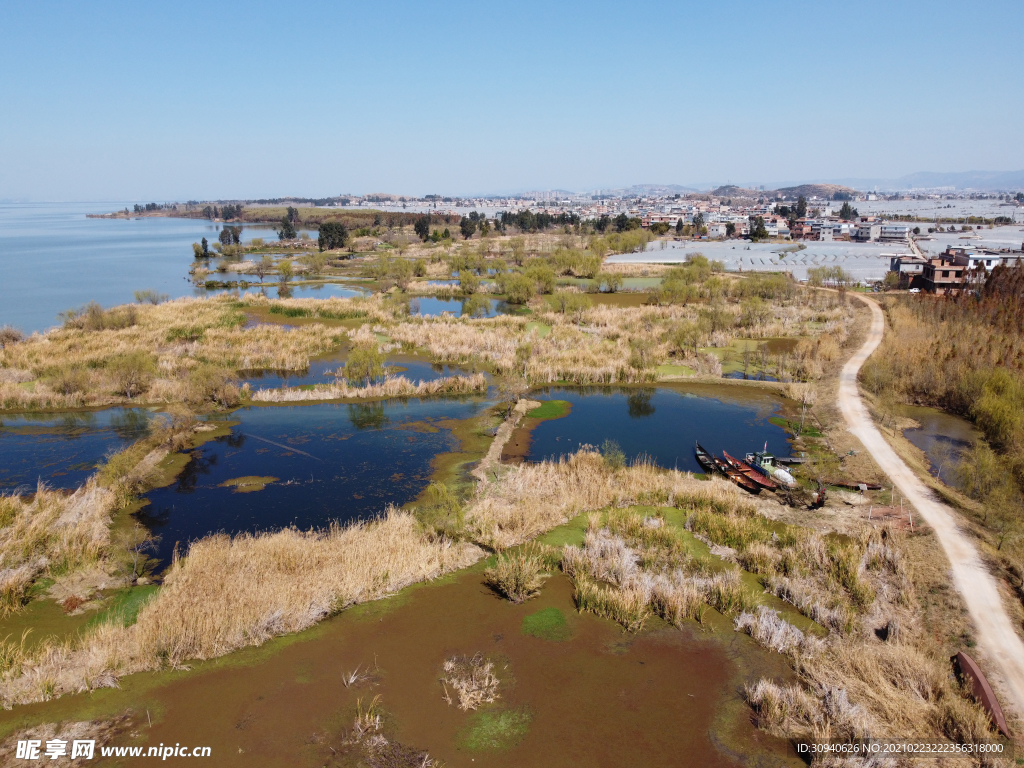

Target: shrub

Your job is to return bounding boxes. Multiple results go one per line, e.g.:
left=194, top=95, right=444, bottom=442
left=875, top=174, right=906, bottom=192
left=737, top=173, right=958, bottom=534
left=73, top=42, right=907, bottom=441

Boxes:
left=601, top=439, right=625, bottom=469
left=498, top=273, right=535, bottom=304
left=0, top=326, right=25, bottom=349
left=106, top=351, right=155, bottom=399
left=48, top=365, right=90, bottom=395
left=186, top=364, right=240, bottom=408
left=343, top=344, right=385, bottom=386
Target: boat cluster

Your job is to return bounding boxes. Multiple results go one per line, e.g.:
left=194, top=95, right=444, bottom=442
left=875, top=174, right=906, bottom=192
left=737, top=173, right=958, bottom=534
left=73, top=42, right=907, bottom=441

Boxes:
left=694, top=443, right=797, bottom=493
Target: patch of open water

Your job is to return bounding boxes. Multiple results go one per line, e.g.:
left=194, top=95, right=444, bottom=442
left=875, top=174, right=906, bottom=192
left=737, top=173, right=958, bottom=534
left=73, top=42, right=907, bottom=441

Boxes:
left=521, top=386, right=790, bottom=472
left=898, top=404, right=980, bottom=487
left=140, top=397, right=486, bottom=567
left=407, top=296, right=516, bottom=318
left=0, top=408, right=158, bottom=492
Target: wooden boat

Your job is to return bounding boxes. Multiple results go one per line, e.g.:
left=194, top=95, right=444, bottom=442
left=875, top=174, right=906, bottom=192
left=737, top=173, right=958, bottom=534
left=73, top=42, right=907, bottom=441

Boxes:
left=694, top=442, right=719, bottom=475
left=708, top=452, right=761, bottom=493
left=723, top=451, right=778, bottom=489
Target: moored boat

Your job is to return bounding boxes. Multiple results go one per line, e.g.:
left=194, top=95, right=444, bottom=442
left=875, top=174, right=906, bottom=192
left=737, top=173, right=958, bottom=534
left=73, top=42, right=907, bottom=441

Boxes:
left=744, top=450, right=797, bottom=488
left=694, top=442, right=718, bottom=475
left=723, top=451, right=778, bottom=489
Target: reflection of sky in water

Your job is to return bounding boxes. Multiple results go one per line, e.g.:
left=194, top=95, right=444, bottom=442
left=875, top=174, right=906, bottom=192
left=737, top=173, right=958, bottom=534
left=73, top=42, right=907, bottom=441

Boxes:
left=140, top=397, right=485, bottom=567
left=900, top=405, right=980, bottom=487
left=408, top=296, right=516, bottom=318
left=525, top=387, right=789, bottom=473
left=241, top=353, right=471, bottom=390
left=0, top=408, right=157, bottom=491
left=197, top=283, right=369, bottom=300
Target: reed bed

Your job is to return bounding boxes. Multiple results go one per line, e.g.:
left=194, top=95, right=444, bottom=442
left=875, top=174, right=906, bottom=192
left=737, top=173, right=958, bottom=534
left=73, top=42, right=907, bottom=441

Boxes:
left=0, top=510, right=481, bottom=707
left=0, top=297, right=342, bottom=410
left=250, top=373, right=487, bottom=402
left=0, top=484, right=114, bottom=616
left=466, top=448, right=747, bottom=549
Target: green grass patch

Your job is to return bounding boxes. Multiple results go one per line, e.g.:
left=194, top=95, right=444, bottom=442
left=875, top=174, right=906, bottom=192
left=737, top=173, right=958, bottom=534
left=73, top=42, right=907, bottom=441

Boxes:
left=536, top=513, right=588, bottom=548
left=218, top=476, right=279, bottom=493
left=458, top=707, right=533, bottom=751
left=86, top=586, right=159, bottom=630
left=267, top=304, right=366, bottom=320
left=526, top=399, right=571, bottom=420
left=768, top=416, right=822, bottom=438
left=521, top=607, right=572, bottom=641
left=524, top=321, right=551, bottom=338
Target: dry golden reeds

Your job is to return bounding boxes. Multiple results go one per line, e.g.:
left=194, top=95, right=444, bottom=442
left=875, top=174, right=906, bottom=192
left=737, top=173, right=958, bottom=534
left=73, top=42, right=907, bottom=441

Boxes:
left=250, top=373, right=487, bottom=403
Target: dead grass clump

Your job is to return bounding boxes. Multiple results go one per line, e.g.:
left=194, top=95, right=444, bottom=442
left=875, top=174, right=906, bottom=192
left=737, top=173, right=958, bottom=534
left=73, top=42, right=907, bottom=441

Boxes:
left=643, top=571, right=708, bottom=626
left=734, top=607, right=820, bottom=656
left=571, top=574, right=651, bottom=633
left=484, top=545, right=549, bottom=603
left=0, top=483, right=114, bottom=615
left=441, top=653, right=500, bottom=710
left=743, top=678, right=822, bottom=736
left=251, top=373, right=487, bottom=402
left=764, top=575, right=852, bottom=635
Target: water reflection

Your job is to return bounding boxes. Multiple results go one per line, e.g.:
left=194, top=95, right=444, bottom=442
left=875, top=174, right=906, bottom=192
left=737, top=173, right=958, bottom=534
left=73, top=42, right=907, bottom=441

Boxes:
left=525, top=386, right=790, bottom=473
left=0, top=408, right=157, bottom=491
left=140, top=397, right=485, bottom=567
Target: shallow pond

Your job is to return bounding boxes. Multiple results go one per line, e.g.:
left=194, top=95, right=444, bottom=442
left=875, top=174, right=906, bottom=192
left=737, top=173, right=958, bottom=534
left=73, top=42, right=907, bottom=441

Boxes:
left=140, top=397, right=486, bottom=567
left=407, top=296, right=517, bottom=318
left=240, top=353, right=474, bottom=391
left=898, top=404, right=981, bottom=487
left=519, top=386, right=791, bottom=473
left=0, top=566, right=796, bottom=767
left=0, top=408, right=157, bottom=492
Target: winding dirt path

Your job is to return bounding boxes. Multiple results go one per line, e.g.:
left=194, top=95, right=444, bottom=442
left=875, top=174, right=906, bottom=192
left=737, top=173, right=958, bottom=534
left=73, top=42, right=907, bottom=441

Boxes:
left=840, top=296, right=1024, bottom=718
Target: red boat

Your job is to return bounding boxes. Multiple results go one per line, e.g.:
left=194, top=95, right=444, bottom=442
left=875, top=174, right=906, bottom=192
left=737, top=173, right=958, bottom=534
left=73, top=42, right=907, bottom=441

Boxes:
left=723, top=451, right=778, bottom=489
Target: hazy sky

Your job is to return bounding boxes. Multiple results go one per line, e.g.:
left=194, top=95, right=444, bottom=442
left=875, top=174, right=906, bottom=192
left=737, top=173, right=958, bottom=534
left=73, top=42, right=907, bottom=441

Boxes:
left=1, top=0, right=1022, bottom=200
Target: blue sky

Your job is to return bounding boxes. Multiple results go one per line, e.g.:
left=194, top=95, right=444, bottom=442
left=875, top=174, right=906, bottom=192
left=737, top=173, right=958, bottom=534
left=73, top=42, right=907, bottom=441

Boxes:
left=1, top=0, right=1021, bottom=200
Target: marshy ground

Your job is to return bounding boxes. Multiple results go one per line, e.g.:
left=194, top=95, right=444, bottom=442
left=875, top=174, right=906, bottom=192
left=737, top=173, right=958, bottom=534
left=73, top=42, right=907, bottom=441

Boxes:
left=0, top=226, right=1014, bottom=764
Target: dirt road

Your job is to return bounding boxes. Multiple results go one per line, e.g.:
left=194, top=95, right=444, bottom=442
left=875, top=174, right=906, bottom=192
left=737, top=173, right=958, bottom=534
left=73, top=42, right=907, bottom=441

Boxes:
left=840, top=295, right=1024, bottom=718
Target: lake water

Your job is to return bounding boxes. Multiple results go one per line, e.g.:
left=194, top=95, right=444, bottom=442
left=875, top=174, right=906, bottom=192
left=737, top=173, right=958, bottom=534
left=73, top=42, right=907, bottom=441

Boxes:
left=140, top=397, right=486, bottom=566
left=523, top=386, right=790, bottom=473
left=0, top=202, right=298, bottom=333
left=0, top=408, right=158, bottom=492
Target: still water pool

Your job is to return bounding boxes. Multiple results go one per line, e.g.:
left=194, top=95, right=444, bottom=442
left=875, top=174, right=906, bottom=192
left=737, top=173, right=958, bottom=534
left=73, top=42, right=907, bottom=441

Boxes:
left=524, top=386, right=791, bottom=474
left=140, top=397, right=486, bottom=566
left=407, top=296, right=516, bottom=318
left=0, top=408, right=157, bottom=491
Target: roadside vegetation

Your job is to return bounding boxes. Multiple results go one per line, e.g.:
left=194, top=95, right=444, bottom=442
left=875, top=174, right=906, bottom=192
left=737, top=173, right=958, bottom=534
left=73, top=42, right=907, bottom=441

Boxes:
left=862, top=265, right=1024, bottom=614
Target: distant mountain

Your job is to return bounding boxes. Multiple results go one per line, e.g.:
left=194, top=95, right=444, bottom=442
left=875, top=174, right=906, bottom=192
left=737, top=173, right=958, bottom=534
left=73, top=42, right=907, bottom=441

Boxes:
left=774, top=183, right=859, bottom=200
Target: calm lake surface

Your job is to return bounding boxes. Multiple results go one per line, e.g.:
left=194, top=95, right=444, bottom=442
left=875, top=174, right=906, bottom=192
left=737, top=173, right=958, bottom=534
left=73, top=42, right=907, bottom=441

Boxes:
left=524, top=386, right=790, bottom=473
left=0, top=202, right=290, bottom=333
left=0, top=408, right=157, bottom=491
left=140, top=397, right=485, bottom=567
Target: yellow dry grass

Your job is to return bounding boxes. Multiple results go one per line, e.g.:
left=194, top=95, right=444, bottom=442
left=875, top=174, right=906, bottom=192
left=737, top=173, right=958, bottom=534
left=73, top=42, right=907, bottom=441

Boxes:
left=0, top=510, right=481, bottom=707
left=250, top=373, right=487, bottom=402
left=0, top=484, right=114, bottom=615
